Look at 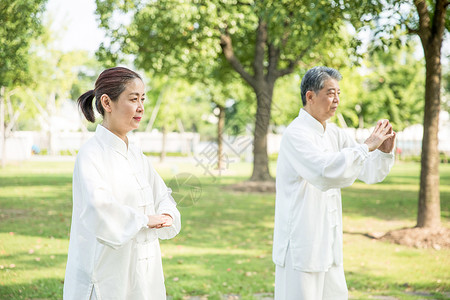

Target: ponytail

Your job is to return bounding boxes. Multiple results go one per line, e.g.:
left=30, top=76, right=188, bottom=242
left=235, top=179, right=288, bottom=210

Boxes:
left=77, top=67, right=142, bottom=123
left=78, top=90, right=96, bottom=123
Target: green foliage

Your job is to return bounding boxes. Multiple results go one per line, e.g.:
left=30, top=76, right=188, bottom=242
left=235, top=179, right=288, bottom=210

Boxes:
left=443, top=70, right=450, bottom=113
left=69, top=61, right=104, bottom=102
left=364, top=43, right=425, bottom=130
left=94, top=0, right=389, bottom=181
left=143, top=152, right=188, bottom=157
left=11, top=20, right=102, bottom=130
left=370, top=0, right=450, bottom=49
left=139, top=76, right=213, bottom=136
left=0, top=0, right=47, bottom=87
left=270, top=74, right=302, bottom=127
left=95, top=0, right=376, bottom=77
left=338, top=41, right=425, bottom=130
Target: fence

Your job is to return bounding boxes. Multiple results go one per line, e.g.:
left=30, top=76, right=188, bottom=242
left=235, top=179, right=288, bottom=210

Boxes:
left=1, top=122, right=449, bottom=162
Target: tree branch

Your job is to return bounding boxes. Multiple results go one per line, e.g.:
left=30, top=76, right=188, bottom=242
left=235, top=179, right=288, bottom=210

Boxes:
left=406, top=23, right=419, bottom=35
left=220, top=32, right=256, bottom=88
left=276, top=44, right=313, bottom=78
left=431, top=0, right=448, bottom=41
left=253, top=19, right=267, bottom=82
left=5, top=101, right=25, bottom=137
left=235, top=0, right=253, bottom=6
left=5, top=89, right=18, bottom=121
left=414, top=0, right=431, bottom=41
left=26, top=88, right=48, bottom=118
left=267, top=42, right=280, bottom=83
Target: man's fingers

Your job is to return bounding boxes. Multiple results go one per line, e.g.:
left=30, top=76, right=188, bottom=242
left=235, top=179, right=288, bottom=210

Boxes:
left=375, top=120, right=382, bottom=132
left=374, top=119, right=389, bottom=134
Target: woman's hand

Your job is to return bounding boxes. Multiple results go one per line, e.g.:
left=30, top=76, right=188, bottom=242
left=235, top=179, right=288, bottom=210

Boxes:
left=161, top=214, right=173, bottom=227
left=147, top=214, right=173, bottom=228
left=147, top=215, right=167, bottom=228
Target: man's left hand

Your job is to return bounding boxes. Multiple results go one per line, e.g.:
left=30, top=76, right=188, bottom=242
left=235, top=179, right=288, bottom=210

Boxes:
left=378, top=127, right=396, bottom=153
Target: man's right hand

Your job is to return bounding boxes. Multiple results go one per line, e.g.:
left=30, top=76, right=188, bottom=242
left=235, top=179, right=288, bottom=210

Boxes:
left=364, top=119, right=395, bottom=152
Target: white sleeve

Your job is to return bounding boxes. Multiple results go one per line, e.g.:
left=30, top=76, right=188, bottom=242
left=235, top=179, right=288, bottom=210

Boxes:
left=282, top=130, right=370, bottom=191
left=75, top=154, right=148, bottom=249
left=147, top=160, right=181, bottom=240
left=338, top=129, right=395, bottom=184
left=357, top=149, right=395, bottom=184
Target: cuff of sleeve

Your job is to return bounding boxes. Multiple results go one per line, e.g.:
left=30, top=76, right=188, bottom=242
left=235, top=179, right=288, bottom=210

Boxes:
left=375, top=149, right=395, bottom=158
left=141, top=214, right=149, bottom=229
left=359, top=143, right=370, bottom=158
left=160, top=210, right=175, bottom=220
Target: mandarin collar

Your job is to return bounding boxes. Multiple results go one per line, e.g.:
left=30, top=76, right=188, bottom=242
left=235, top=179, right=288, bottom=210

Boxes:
left=95, top=124, right=129, bottom=157
left=298, top=108, right=327, bottom=136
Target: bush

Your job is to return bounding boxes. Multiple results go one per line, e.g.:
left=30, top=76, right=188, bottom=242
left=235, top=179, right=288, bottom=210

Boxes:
left=143, top=152, right=188, bottom=157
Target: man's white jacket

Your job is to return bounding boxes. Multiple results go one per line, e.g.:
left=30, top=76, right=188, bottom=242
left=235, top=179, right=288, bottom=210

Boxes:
left=273, top=109, right=394, bottom=272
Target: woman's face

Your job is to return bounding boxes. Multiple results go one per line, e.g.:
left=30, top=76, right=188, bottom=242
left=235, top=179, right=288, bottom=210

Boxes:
left=109, top=78, right=145, bottom=135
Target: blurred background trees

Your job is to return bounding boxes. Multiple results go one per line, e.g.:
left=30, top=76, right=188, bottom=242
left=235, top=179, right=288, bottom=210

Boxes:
left=94, top=0, right=386, bottom=181
left=1, top=0, right=448, bottom=227
left=0, top=0, right=48, bottom=167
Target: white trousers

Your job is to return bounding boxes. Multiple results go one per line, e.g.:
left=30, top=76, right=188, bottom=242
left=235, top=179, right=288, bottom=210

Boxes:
left=274, top=247, right=348, bottom=300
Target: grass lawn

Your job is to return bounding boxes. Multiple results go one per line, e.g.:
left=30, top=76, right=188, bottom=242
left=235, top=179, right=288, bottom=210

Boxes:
left=0, top=159, right=449, bottom=299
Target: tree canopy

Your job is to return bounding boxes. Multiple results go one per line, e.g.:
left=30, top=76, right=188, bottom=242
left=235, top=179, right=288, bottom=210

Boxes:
left=96, top=0, right=381, bottom=180
left=0, top=0, right=47, bottom=88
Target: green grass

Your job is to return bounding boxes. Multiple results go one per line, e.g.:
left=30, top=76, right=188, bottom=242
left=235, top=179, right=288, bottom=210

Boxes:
left=0, top=160, right=449, bottom=299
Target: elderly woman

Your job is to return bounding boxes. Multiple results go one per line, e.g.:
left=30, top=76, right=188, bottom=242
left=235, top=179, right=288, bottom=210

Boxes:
left=64, top=67, right=181, bottom=300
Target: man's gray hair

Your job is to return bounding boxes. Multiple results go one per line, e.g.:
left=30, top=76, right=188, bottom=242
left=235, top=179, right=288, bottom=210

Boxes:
left=300, top=66, right=342, bottom=106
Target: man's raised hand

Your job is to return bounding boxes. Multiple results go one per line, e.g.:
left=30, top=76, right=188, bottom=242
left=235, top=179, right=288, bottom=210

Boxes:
left=364, top=120, right=395, bottom=152
left=378, top=126, right=396, bottom=153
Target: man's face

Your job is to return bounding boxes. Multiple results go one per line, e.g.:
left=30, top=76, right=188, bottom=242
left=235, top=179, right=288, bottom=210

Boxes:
left=306, top=78, right=340, bottom=124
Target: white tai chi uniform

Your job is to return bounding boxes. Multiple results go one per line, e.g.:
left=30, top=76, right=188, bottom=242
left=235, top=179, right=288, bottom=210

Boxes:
left=273, top=109, right=394, bottom=299
left=64, top=124, right=181, bottom=300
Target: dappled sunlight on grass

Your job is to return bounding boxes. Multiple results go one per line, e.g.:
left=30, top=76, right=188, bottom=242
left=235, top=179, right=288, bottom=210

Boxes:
left=0, top=233, right=68, bottom=299
left=0, top=160, right=449, bottom=299
left=345, top=232, right=449, bottom=297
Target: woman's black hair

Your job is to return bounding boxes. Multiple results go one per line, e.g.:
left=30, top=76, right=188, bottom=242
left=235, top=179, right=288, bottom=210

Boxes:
left=78, top=67, right=142, bottom=122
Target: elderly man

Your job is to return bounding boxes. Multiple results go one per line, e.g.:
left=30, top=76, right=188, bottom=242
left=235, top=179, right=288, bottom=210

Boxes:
left=273, top=66, right=396, bottom=300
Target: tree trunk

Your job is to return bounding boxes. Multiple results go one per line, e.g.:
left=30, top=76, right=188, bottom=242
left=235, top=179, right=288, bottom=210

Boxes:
left=220, top=18, right=300, bottom=181
left=250, top=84, right=273, bottom=181
left=217, top=104, right=225, bottom=171
left=0, top=87, right=5, bottom=168
left=160, top=125, right=167, bottom=163
left=415, top=0, right=446, bottom=229
left=417, top=44, right=441, bottom=228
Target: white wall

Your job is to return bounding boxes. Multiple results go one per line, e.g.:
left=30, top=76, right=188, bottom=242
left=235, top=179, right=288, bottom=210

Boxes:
left=1, top=115, right=450, bottom=163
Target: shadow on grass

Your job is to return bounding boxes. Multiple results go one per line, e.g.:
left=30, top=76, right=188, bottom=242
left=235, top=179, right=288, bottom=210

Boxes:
left=375, top=174, right=420, bottom=186
left=174, top=181, right=275, bottom=249
left=342, top=187, right=450, bottom=222
left=2, top=252, right=67, bottom=271
left=0, top=277, right=64, bottom=300
left=0, top=174, right=72, bottom=188
left=346, top=270, right=450, bottom=300
left=162, top=252, right=274, bottom=299
left=0, top=192, right=72, bottom=239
